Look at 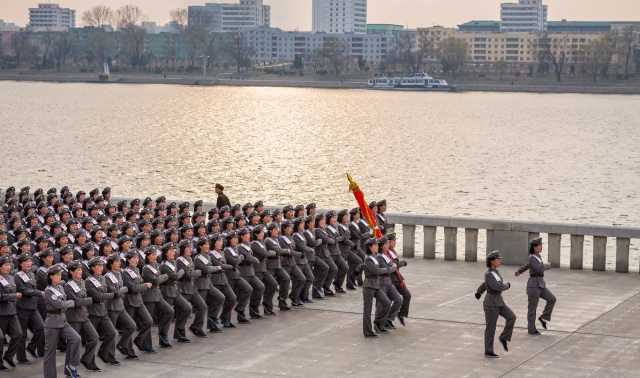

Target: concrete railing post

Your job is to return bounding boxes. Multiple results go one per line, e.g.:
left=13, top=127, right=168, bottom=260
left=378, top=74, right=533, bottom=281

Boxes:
left=402, top=224, right=416, bottom=258
left=592, top=236, right=607, bottom=271
left=528, top=232, right=540, bottom=243
left=548, top=233, right=561, bottom=268
left=570, top=235, right=584, bottom=269
left=444, top=227, right=457, bottom=261
left=486, top=230, right=494, bottom=254
left=465, top=228, right=478, bottom=262
left=423, top=226, right=436, bottom=259
left=616, top=238, right=630, bottom=273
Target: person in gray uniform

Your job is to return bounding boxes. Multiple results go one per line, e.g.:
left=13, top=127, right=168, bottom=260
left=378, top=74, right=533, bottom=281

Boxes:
left=250, top=226, right=279, bottom=316
left=222, top=231, right=252, bottom=324
left=312, top=214, right=338, bottom=297
left=141, top=246, right=173, bottom=349
left=277, top=220, right=305, bottom=307
left=175, top=240, right=209, bottom=337
left=515, top=237, right=556, bottom=335
left=236, top=228, right=265, bottom=319
left=375, top=237, right=403, bottom=330
left=121, top=251, right=155, bottom=354
left=264, top=223, right=292, bottom=311
left=84, top=257, right=119, bottom=366
left=292, top=217, right=316, bottom=304
left=357, top=238, right=394, bottom=338
left=480, top=251, right=516, bottom=358
left=0, top=255, right=22, bottom=370
left=36, top=249, right=54, bottom=324
left=193, top=238, right=225, bottom=333
left=303, top=216, right=329, bottom=300
left=375, top=200, right=394, bottom=235
left=324, top=211, right=349, bottom=294
left=64, top=260, right=100, bottom=372
left=103, top=254, right=137, bottom=360
left=14, top=252, right=44, bottom=364
left=159, top=243, right=192, bottom=342
left=208, top=235, right=239, bottom=326
left=386, top=233, right=410, bottom=326
left=43, top=264, right=81, bottom=378
left=337, top=210, right=362, bottom=291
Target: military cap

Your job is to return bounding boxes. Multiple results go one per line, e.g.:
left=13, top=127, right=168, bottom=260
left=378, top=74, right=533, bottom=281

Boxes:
left=215, top=183, right=224, bottom=190
left=179, top=212, right=191, bottom=219
left=25, top=213, right=38, bottom=222
left=17, top=252, right=33, bottom=263
left=24, top=202, right=37, bottom=210
left=530, top=237, right=543, bottom=246
left=82, top=198, right=93, bottom=205
left=50, top=221, right=62, bottom=229
left=89, top=257, right=105, bottom=267
left=160, top=243, right=175, bottom=253
left=117, top=200, right=128, bottom=207
left=253, top=225, right=265, bottom=234
left=139, top=208, right=151, bottom=216
left=39, top=248, right=54, bottom=257
left=120, top=221, right=133, bottom=230
left=337, top=209, right=349, bottom=218
left=118, top=235, right=132, bottom=246
left=208, top=207, right=219, bottom=215
left=30, top=224, right=43, bottom=232
left=97, top=214, right=109, bottom=222
left=74, top=229, right=87, bottom=239
left=95, top=196, right=104, bottom=203
left=35, top=235, right=48, bottom=244
left=0, top=240, right=7, bottom=248
left=237, top=227, right=250, bottom=236
left=248, top=210, right=259, bottom=218
left=281, top=219, right=293, bottom=228
left=314, top=213, right=325, bottom=222
left=67, top=218, right=80, bottom=227
left=152, top=216, right=164, bottom=225
left=4, top=191, right=15, bottom=199
left=368, top=201, right=376, bottom=209
left=164, top=227, right=178, bottom=235
left=34, top=188, right=44, bottom=197
left=102, top=187, right=111, bottom=194
left=81, top=217, right=93, bottom=225
left=106, top=253, right=120, bottom=266
left=282, top=205, right=293, bottom=213
left=98, top=238, right=112, bottom=247
left=59, top=245, right=74, bottom=256
left=306, top=203, right=316, bottom=210
left=226, top=230, right=238, bottom=239
left=47, top=264, right=63, bottom=275
left=47, top=188, right=58, bottom=195
left=266, top=222, right=279, bottom=231
left=89, top=188, right=99, bottom=196
left=67, top=260, right=82, bottom=270
left=112, top=212, right=124, bottom=219
left=8, top=215, right=22, bottom=225
left=196, top=237, right=210, bottom=246
left=304, top=216, right=314, bottom=224
left=272, top=209, right=282, bottom=216
left=149, top=229, right=161, bottom=239
left=37, top=201, right=48, bottom=209
left=193, top=221, right=205, bottom=230
left=365, top=238, right=378, bottom=246
left=17, top=237, right=32, bottom=246
left=87, top=204, right=98, bottom=212
left=260, top=210, right=271, bottom=217
left=7, top=205, right=20, bottom=215
left=0, top=256, right=11, bottom=266
left=242, top=203, right=253, bottom=211
left=293, top=217, right=305, bottom=228
left=377, top=236, right=388, bottom=245
left=124, top=250, right=138, bottom=260
left=179, top=202, right=190, bottom=209
left=62, top=191, right=72, bottom=199
left=193, top=200, right=203, bottom=207
left=376, top=200, right=387, bottom=207
left=142, top=197, right=153, bottom=206
left=145, top=246, right=159, bottom=256
left=137, top=219, right=151, bottom=227
left=294, top=205, right=305, bottom=212
left=130, top=198, right=141, bottom=206
left=179, top=224, right=193, bottom=233
left=193, top=211, right=205, bottom=219
left=166, top=202, right=177, bottom=210
left=77, top=190, right=87, bottom=198
left=54, top=231, right=68, bottom=240
left=233, top=215, right=245, bottom=223
left=486, top=250, right=503, bottom=262
left=59, top=208, right=71, bottom=215
left=252, top=201, right=263, bottom=208
left=5, top=186, right=15, bottom=193
left=81, top=242, right=95, bottom=252
left=14, top=225, right=27, bottom=234
left=155, top=196, right=166, bottom=204
left=386, top=233, right=397, bottom=241
left=219, top=205, right=230, bottom=213
left=178, top=239, right=192, bottom=250
left=137, top=232, right=150, bottom=240
left=326, top=210, right=337, bottom=218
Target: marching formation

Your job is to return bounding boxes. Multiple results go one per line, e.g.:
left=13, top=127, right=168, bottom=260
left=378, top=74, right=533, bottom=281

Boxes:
left=0, top=184, right=411, bottom=377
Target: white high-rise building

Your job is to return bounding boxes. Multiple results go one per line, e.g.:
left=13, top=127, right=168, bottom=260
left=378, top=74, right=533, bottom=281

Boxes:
left=188, top=0, right=270, bottom=32
left=500, top=0, right=547, bottom=33
left=312, top=0, right=367, bottom=34
left=28, top=3, right=76, bottom=29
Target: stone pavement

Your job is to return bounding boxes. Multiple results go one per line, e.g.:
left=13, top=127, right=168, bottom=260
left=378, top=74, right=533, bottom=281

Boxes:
left=10, top=259, right=640, bottom=378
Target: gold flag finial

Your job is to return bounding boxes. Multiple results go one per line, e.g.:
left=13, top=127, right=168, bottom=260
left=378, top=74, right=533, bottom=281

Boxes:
left=347, top=172, right=360, bottom=193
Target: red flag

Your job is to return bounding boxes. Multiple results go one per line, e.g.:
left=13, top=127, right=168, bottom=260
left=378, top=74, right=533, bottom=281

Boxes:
left=347, top=173, right=407, bottom=290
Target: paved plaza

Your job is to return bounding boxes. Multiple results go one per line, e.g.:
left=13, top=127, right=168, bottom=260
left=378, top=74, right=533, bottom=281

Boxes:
left=11, top=259, right=640, bottom=378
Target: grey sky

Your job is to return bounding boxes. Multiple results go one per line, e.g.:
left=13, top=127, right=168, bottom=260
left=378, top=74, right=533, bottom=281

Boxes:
left=2, top=0, right=638, bottom=30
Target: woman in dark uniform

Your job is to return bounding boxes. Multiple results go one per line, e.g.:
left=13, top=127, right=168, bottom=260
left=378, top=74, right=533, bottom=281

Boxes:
left=358, top=238, right=394, bottom=338
left=14, top=252, right=44, bottom=364
left=481, top=251, right=516, bottom=358
left=159, top=243, right=192, bottom=342
left=175, top=240, right=208, bottom=337
left=193, top=238, right=225, bottom=333
left=103, top=254, right=137, bottom=360
left=0, top=255, right=22, bottom=370
left=141, top=247, right=173, bottom=349
left=85, top=257, right=119, bottom=366
left=208, top=234, right=238, bottom=327
left=121, top=251, right=154, bottom=354
left=222, top=231, right=252, bottom=324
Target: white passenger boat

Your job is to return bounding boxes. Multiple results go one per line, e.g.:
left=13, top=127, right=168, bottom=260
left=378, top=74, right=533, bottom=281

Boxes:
left=367, top=73, right=457, bottom=91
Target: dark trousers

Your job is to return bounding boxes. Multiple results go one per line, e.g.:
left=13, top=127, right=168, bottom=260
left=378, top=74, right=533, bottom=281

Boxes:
left=255, top=271, right=278, bottom=311
left=268, top=268, right=291, bottom=304
left=331, top=254, right=349, bottom=288
left=343, top=251, right=363, bottom=288
left=229, top=277, right=252, bottom=316
left=362, top=287, right=390, bottom=337
left=89, top=315, right=117, bottom=363
left=16, top=307, right=44, bottom=361
left=320, top=256, right=338, bottom=290
left=68, top=320, right=98, bottom=366
left=311, top=259, right=329, bottom=296
left=44, top=323, right=80, bottom=378
left=298, top=263, right=314, bottom=300
left=284, top=265, right=305, bottom=302
left=393, top=281, right=412, bottom=318
left=181, top=292, right=207, bottom=331
left=243, top=275, right=265, bottom=310
left=164, top=294, right=192, bottom=338
left=107, top=310, right=136, bottom=357
left=378, top=282, right=403, bottom=321
left=526, top=286, right=556, bottom=333
left=143, top=299, right=174, bottom=348
left=213, top=284, right=237, bottom=321
left=484, top=304, right=516, bottom=354
left=198, top=287, right=225, bottom=328
left=0, top=314, right=22, bottom=361
left=124, top=304, right=152, bottom=349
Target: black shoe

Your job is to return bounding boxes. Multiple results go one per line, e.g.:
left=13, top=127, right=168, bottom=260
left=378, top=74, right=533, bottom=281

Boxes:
left=249, top=307, right=263, bottom=319
left=397, top=315, right=406, bottom=326
left=323, top=288, right=335, bottom=296
left=208, top=323, right=223, bottom=333
left=303, top=298, right=314, bottom=304
left=529, top=330, right=541, bottom=335
left=81, top=361, right=101, bottom=372
left=334, top=285, right=346, bottom=294
left=538, top=316, right=548, bottom=330
left=364, top=334, right=378, bottom=338
left=189, top=326, right=208, bottom=338
left=2, top=357, right=15, bottom=368
left=278, top=299, right=291, bottom=310
left=385, top=320, right=396, bottom=330
left=125, top=354, right=139, bottom=360
left=221, top=317, right=236, bottom=328
left=159, top=334, right=172, bottom=348
left=485, top=352, right=499, bottom=358
left=208, top=316, right=221, bottom=325
left=347, top=276, right=357, bottom=289
left=288, top=294, right=302, bottom=306
left=312, top=294, right=324, bottom=300
left=26, top=346, right=39, bottom=359
left=263, top=307, right=277, bottom=316
left=0, top=364, right=8, bottom=371
left=58, top=346, right=67, bottom=352
left=98, top=354, right=121, bottom=366
left=346, top=285, right=357, bottom=291
left=17, top=359, right=31, bottom=365
left=500, top=339, right=509, bottom=352
left=177, top=335, right=191, bottom=343
left=373, top=322, right=388, bottom=334
left=237, top=315, right=251, bottom=324
left=65, top=364, right=80, bottom=378
left=134, top=341, right=157, bottom=354
left=116, top=344, right=128, bottom=357
left=291, top=300, right=303, bottom=307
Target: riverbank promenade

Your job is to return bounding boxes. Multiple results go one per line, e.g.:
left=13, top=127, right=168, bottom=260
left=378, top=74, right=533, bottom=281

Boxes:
left=15, top=258, right=639, bottom=378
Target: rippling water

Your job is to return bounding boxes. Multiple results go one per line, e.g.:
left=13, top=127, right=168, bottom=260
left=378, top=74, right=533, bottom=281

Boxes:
left=2, top=81, right=640, bottom=229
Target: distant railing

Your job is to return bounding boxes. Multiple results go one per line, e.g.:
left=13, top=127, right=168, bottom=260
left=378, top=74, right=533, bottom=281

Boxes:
left=387, top=213, right=640, bottom=273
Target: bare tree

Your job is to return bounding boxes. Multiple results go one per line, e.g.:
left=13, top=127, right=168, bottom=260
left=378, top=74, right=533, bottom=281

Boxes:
left=82, top=5, right=114, bottom=27
left=86, top=28, right=115, bottom=67
left=617, top=26, right=637, bottom=77
left=169, top=8, right=188, bottom=33
left=9, top=27, right=33, bottom=65
left=580, top=39, right=614, bottom=82
left=224, top=32, right=254, bottom=73
left=536, top=33, right=567, bottom=82
left=115, top=5, right=145, bottom=30
left=494, top=59, right=508, bottom=80
left=440, top=37, right=468, bottom=80
left=40, top=30, right=55, bottom=67
left=115, top=5, right=147, bottom=69
left=314, top=36, right=350, bottom=76
left=52, top=32, right=75, bottom=71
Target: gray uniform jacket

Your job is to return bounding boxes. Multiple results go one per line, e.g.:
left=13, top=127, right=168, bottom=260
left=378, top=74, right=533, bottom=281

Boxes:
left=122, top=267, right=149, bottom=308
left=64, top=278, right=94, bottom=322
left=375, top=213, right=393, bottom=235
left=0, top=274, right=19, bottom=315
left=516, top=254, right=551, bottom=289
left=362, top=255, right=396, bottom=290
left=223, top=247, right=244, bottom=280
left=85, top=274, right=115, bottom=317
left=237, top=243, right=259, bottom=277
left=313, top=228, right=333, bottom=258
left=193, top=253, right=217, bottom=290
left=265, top=237, right=288, bottom=270
left=14, top=270, right=42, bottom=310
left=142, top=263, right=169, bottom=303
left=44, top=284, right=75, bottom=328
left=482, top=268, right=510, bottom=307
left=355, top=219, right=373, bottom=251
left=337, top=224, right=356, bottom=254
left=325, top=226, right=344, bottom=256
left=388, top=248, right=407, bottom=284
left=298, top=231, right=319, bottom=263
left=176, top=256, right=201, bottom=295
left=278, top=235, right=301, bottom=267
left=209, top=250, right=233, bottom=286
left=160, top=260, right=185, bottom=299
left=375, top=254, right=394, bottom=285
left=250, top=240, right=274, bottom=273
left=104, top=270, right=128, bottom=312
